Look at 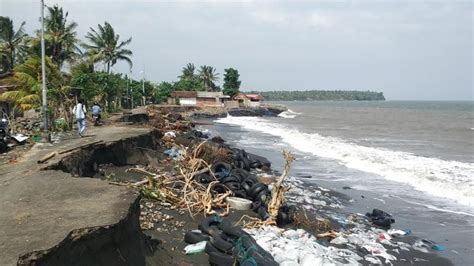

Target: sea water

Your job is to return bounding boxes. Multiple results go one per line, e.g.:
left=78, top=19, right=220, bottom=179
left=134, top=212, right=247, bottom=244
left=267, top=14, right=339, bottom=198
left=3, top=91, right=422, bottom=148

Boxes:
left=208, top=100, right=474, bottom=264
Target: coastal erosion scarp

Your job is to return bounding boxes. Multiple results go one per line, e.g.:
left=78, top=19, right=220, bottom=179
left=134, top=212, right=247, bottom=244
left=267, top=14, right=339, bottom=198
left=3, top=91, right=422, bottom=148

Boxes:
left=0, top=126, right=159, bottom=266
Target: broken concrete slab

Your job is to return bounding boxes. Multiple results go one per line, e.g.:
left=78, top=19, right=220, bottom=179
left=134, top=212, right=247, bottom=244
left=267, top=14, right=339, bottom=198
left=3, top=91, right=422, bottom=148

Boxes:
left=0, top=126, right=156, bottom=265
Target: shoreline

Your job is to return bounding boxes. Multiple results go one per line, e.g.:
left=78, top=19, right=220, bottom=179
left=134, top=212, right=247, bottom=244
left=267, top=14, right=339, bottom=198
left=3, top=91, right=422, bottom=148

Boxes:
left=0, top=106, right=457, bottom=265
left=198, top=117, right=455, bottom=265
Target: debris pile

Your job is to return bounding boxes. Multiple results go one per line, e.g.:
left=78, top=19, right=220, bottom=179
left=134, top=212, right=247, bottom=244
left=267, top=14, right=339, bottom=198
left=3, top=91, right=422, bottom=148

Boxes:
left=184, top=215, right=278, bottom=265
left=11, top=117, right=42, bottom=135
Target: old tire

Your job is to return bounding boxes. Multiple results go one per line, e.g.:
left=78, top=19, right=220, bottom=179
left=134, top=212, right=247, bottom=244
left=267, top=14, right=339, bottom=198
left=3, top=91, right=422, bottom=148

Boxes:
left=199, top=215, right=223, bottom=236
left=184, top=231, right=211, bottom=244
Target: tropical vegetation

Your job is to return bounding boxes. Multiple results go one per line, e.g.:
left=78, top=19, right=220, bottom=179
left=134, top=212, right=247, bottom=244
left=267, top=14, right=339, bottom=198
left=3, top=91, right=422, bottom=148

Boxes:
left=0, top=16, right=28, bottom=72
left=252, top=90, right=386, bottom=101
left=83, top=21, right=132, bottom=73
left=222, top=68, right=241, bottom=97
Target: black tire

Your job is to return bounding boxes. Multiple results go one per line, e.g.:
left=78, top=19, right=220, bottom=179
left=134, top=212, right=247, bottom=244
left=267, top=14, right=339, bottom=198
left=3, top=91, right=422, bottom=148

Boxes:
left=241, top=177, right=257, bottom=193
left=212, top=161, right=232, bottom=179
left=223, top=181, right=241, bottom=191
left=247, top=153, right=271, bottom=168
left=198, top=215, right=223, bottom=236
left=211, top=183, right=230, bottom=195
left=241, top=157, right=251, bottom=171
left=205, top=241, right=220, bottom=254
left=249, top=183, right=268, bottom=199
left=219, top=220, right=245, bottom=238
left=249, top=160, right=263, bottom=169
left=254, top=189, right=271, bottom=203
left=208, top=251, right=235, bottom=266
left=258, top=206, right=270, bottom=220
left=232, top=148, right=248, bottom=160
left=210, top=232, right=234, bottom=253
left=233, top=189, right=248, bottom=199
left=230, top=168, right=249, bottom=182
left=220, top=175, right=240, bottom=184
left=184, top=231, right=211, bottom=244
left=233, top=159, right=244, bottom=169
left=195, top=173, right=214, bottom=184
left=252, top=200, right=262, bottom=211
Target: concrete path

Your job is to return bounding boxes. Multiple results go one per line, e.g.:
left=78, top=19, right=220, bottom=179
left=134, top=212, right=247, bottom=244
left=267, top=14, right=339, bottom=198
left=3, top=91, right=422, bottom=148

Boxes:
left=0, top=126, right=151, bottom=265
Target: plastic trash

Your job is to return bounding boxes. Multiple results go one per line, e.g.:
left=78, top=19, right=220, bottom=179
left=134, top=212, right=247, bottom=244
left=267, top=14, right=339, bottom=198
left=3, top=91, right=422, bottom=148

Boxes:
left=431, top=244, right=446, bottom=251
left=366, top=209, right=395, bottom=228
left=164, top=147, right=182, bottom=160
left=226, top=196, right=252, bottom=210
left=387, top=229, right=408, bottom=237
left=331, top=236, right=348, bottom=245
left=378, top=232, right=392, bottom=241
left=164, top=131, right=176, bottom=138
left=184, top=241, right=207, bottom=255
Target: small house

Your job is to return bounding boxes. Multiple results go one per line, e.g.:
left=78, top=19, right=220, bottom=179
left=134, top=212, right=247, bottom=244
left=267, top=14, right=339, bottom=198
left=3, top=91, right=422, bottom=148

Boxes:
left=169, top=91, right=198, bottom=106
left=169, top=91, right=231, bottom=107
left=196, top=91, right=230, bottom=107
left=234, top=93, right=264, bottom=107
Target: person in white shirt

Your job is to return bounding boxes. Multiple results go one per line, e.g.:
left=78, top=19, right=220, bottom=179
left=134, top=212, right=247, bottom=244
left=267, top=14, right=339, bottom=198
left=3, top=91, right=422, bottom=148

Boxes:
left=72, top=99, right=87, bottom=137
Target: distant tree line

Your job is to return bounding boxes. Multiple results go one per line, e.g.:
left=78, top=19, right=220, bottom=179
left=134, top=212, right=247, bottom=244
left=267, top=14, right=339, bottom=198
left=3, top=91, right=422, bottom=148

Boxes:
left=249, top=90, right=385, bottom=101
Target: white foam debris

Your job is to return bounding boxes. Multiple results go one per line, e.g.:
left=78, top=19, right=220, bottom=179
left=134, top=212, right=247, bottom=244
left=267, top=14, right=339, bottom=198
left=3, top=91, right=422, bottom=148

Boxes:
left=245, top=226, right=362, bottom=265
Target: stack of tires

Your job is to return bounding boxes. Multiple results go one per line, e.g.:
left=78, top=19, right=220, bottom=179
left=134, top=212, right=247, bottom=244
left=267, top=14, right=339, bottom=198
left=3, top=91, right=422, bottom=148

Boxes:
left=184, top=215, right=278, bottom=265
left=194, top=147, right=294, bottom=226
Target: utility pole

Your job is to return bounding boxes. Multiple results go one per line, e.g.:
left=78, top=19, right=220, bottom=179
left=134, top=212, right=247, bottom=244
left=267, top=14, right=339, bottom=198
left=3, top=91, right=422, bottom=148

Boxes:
left=129, top=70, right=133, bottom=109
left=140, top=70, right=145, bottom=106
left=40, top=0, right=48, bottom=131
left=142, top=78, right=145, bottom=106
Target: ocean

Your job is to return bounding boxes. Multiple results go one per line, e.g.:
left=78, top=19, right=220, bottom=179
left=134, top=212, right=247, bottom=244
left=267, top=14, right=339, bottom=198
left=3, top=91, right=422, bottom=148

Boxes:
left=204, top=100, right=474, bottom=265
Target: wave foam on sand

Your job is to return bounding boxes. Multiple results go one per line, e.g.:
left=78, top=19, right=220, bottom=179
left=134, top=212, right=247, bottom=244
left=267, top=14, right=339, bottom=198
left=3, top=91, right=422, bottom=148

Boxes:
left=216, top=115, right=474, bottom=208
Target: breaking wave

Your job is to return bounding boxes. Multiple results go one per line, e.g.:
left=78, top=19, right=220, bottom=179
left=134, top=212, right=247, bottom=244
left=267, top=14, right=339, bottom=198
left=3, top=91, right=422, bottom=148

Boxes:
left=278, top=109, right=301, bottom=119
left=216, top=115, right=474, bottom=207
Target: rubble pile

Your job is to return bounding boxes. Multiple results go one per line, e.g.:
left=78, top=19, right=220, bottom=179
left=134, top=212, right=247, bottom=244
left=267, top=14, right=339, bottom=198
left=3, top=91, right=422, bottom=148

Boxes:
left=11, top=118, right=42, bottom=135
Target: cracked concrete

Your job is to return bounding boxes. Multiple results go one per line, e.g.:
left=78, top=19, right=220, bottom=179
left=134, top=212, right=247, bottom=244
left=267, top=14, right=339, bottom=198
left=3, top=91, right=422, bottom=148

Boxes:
left=0, top=126, right=156, bottom=265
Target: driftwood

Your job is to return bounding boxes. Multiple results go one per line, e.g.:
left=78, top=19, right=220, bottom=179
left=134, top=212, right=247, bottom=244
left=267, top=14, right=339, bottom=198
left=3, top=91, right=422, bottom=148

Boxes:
left=132, top=141, right=230, bottom=217
left=267, top=150, right=295, bottom=224
left=128, top=166, right=210, bottom=186
left=238, top=150, right=294, bottom=228
left=37, top=152, right=58, bottom=164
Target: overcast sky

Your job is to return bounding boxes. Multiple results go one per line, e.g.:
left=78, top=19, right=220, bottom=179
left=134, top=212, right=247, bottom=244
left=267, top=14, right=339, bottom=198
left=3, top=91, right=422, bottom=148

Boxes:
left=1, top=0, right=472, bottom=100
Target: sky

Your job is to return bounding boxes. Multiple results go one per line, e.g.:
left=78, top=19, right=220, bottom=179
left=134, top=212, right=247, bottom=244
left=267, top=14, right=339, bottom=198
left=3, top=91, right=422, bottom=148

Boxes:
left=1, top=0, right=472, bottom=100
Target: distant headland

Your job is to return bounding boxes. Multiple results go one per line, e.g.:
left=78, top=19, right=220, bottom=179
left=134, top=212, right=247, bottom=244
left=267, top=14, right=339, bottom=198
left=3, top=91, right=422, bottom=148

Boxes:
left=246, top=90, right=386, bottom=101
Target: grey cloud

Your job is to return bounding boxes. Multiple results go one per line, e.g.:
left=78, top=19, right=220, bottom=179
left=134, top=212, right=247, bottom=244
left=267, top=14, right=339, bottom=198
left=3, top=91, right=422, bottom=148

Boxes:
left=1, top=0, right=472, bottom=100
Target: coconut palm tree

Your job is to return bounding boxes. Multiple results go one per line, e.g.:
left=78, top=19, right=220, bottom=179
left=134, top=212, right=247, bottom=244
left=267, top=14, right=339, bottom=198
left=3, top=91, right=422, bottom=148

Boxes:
left=198, top=65, right=219, bottom=91
left=83, top=21, right=132, bottom=73
left=0, top=57, right=45, bottom=110
left=179, top=63, right=195, bottom=80
left=43, top=5, right=80, bottom=68
left=0, top=16, right=28, bottom=72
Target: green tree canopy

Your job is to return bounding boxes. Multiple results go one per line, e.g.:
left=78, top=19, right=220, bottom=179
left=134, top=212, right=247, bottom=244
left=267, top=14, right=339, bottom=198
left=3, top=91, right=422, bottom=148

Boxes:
left=222, top=68, right=241, bottom=97
left=179, top=63, right=195, bottom=80
left=154, top=81, right=173, bottom=103
left=0, top=56, right=63, bottom=110
left=198, top=65, right=219, bottom=91
left=43, top=5, right=80, bottom=67
left=0, top=16, right=28, bottom=72
left=83, top=21, right=132, bottom=73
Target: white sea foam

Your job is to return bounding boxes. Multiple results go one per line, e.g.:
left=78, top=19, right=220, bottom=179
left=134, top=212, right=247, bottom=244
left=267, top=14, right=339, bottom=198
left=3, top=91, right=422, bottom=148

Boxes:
left=278, top=109, right=301, bottom=119
left=216, top=115, right=474, bottom=207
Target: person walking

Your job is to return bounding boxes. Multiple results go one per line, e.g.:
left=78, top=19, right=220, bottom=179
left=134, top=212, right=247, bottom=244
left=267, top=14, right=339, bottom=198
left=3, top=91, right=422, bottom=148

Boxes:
left=73, top=99, right=87, bottom=137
